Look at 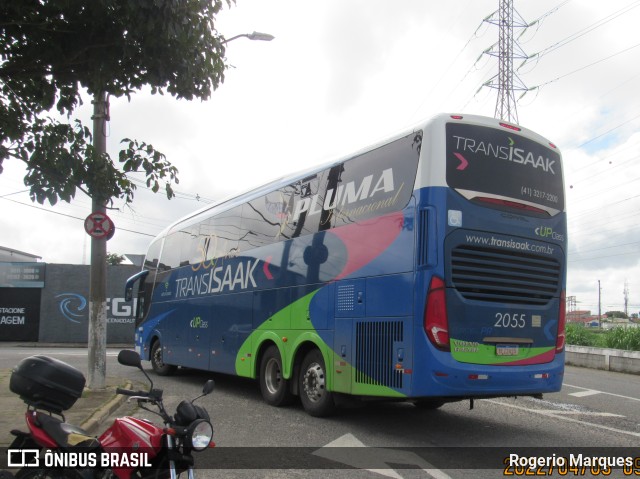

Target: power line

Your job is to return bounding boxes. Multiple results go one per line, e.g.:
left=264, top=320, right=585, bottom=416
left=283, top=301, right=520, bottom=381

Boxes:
left=520, top=0, right=571, bottom=37
left=411, top=14, right=491, bottom=119
left=525, top=41, right=640, bottom=93
left=128, top=177, right=216, bottom=204
left=569, top=193, right=640, bottom=221
left=569, top=249, right=640, bottom=263
left=0, top=196, right=157, bottom=237
left=520, top=0, right=640, bottom=67
left=570, top=113, right=640, bottom=151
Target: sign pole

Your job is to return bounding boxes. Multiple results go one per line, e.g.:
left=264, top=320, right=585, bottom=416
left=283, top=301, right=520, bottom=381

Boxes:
left=88, top=91, right=108, bottom=390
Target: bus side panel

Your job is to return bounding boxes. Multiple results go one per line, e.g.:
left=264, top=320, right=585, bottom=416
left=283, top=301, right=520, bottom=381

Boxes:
left=252, top=288, right=292, bottom=330
left=208, top=291, right=253, bottom=375
left=137, top=304, right=176, bottom=363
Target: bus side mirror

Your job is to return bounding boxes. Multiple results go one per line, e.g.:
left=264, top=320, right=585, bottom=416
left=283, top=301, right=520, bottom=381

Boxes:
left=125, top=270, right=150, bottom=301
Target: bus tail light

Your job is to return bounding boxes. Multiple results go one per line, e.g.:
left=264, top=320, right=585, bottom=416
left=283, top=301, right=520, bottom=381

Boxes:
left=499, top=122, right=521, bottom=132
left=475, top=197, right=548, bottom=216
left=424, top=276, right=450, bottom=351
left=556, top=290, right=566, bottom=353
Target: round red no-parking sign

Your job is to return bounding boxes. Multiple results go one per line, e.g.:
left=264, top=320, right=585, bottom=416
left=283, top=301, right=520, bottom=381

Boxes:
left=84, top=212, right=115, bottom=240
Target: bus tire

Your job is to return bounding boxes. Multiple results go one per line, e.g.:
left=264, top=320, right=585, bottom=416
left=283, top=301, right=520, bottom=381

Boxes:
left=299, top=348, right=335, bottom=417
left=413, top=399, right=445, bottom=410
left=150, top=339, right=177, bottom=376
left=259, top=345, right=294, bottom=407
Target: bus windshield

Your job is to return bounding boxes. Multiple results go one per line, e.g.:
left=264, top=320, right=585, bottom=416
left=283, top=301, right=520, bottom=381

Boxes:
left=445, top=122, right=564, bottom=213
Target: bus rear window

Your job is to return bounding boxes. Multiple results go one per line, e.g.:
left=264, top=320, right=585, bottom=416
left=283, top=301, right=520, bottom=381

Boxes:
left=445, top=123, right=564, bottom=212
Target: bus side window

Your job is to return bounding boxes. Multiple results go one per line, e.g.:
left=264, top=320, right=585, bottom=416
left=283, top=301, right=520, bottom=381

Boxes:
left=136, top=239, right=162, bottom=322
left=207, top=205, right=243, bottom=260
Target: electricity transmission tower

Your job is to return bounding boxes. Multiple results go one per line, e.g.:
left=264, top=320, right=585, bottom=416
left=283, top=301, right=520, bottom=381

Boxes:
left=624, top=281, right=629, bottom=317
left=484, top=0, right=529, bottom=123
left=567, top=296, right=577, bottom=313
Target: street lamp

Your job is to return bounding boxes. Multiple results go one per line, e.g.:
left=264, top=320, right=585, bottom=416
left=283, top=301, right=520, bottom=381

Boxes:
left=223, top=31, right=275, bottom=44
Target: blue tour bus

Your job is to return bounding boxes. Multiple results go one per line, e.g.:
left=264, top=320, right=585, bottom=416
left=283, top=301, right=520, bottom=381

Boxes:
left=125, top=113, right=566, bottom=416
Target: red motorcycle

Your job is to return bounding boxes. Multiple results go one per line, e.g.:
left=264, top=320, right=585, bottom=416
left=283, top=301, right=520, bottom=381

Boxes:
left=8, top=350, right=215, bottom=479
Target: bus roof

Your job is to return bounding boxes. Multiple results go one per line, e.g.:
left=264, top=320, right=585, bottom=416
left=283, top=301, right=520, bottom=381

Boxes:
left=158, top=113, right=559, bottom=238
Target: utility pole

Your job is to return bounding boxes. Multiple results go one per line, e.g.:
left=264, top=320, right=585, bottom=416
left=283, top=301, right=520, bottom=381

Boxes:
left=598, top=280, right=602, bottom=328
left=484, top=0, right=528, bottom=123
left=88, top=91, right=109, bottom=390
left=624, top=280, right=629, bottom=317
left=83, top=32, right=271, bottom=389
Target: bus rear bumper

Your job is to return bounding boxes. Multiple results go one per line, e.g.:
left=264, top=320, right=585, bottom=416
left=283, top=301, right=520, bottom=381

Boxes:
left=411, top=353, right=565, bottom=398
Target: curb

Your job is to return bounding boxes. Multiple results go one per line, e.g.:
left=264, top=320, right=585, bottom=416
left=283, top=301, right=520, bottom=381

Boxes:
left=81, top=382, right=132, bottom=435
left=565, top=345, right=640, bottom=375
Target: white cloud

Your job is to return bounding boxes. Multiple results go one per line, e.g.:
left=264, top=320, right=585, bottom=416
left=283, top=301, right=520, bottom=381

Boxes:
left=2, top=0, right=640, bottom=312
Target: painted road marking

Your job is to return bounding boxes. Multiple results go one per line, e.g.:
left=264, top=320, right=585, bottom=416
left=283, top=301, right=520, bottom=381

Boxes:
left=537, top=411, right=624, bottom=417
left=569, top=389, right=601, bottom=398
left=46, top=351, right=120, bottom=356
left=314, top=433, right=452, bottom=479
left=486, top=399, right=640, bottom=438
left=564, top=383, right=640, bottom=402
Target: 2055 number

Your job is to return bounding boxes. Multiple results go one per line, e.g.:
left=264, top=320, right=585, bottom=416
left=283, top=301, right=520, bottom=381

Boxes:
left=494, top=312, right=526, bottom=328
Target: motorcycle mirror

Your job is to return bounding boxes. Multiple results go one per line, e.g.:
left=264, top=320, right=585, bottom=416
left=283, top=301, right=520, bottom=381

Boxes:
left=191, top=379, right=215, bottom=404
left=203, top=379, right=215, bottom=396
left=118, top=350, right=142, bottom=369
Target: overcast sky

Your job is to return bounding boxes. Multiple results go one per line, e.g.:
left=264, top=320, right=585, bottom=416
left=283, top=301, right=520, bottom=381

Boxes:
left=2, top=0, right=640, bottom=315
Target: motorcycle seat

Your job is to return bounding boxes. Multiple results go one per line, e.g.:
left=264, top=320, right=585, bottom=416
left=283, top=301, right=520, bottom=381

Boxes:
left=35, top=412, right=101, bottom=449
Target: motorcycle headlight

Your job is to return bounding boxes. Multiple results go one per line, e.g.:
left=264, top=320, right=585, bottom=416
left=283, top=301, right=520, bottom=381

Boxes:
left=187, top=419, right=214, bottom=451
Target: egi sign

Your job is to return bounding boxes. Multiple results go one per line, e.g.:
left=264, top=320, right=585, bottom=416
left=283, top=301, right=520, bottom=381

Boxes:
left=56, top=293, right=137, bottom=324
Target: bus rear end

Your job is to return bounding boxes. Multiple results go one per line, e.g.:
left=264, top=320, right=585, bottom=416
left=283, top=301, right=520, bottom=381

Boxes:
left=415, top=114, right=566, bottom=400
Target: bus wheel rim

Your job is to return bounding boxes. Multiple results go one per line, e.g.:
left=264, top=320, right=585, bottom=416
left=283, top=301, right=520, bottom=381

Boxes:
left=264, top=357, right=282, bottom=395
left=154, top=347, right=164, bottom=367
left=303, top=362, right=325, bottom=402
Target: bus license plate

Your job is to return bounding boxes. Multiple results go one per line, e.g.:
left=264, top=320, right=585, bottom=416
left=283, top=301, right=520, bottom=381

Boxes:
left=496, top=344, right=519, bottom=356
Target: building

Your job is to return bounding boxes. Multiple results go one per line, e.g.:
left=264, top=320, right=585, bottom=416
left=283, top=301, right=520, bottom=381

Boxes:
left=1, top=245, right=139, bottom=343
left=0, top=246, right=41, bottom=263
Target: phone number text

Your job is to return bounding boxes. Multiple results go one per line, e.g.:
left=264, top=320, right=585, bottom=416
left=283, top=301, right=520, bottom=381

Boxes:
left=521, top=186, right=559, bottom=204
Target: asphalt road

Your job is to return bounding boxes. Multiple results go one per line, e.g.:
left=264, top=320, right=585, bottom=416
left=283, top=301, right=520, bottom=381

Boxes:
left=2, top=347, right=638, bottom=478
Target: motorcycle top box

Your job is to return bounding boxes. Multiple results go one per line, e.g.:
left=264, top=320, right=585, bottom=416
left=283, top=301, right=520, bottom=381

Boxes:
left=10, top=355, right=86, bottom=413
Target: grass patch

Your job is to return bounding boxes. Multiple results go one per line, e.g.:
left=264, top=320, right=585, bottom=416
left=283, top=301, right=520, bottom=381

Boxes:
left=566, top=323, right=640, bottom=350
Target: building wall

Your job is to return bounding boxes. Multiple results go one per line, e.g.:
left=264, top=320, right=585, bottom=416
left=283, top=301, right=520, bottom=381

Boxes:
left=38, top=264, right=140, bottom=343
left=0, top=288, right=41, bottom=341
left=0, top=263, right=140, bottom=343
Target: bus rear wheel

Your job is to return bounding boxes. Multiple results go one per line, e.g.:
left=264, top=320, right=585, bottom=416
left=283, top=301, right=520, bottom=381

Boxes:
left=259, top=345, right=294, bottom=406
left=299, top=349, right=335, bottom=417
left=150, top=339, right=177, bottom=376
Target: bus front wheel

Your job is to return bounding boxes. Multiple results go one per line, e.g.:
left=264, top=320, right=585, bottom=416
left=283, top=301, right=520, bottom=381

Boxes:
left=150, top=340, right=177, bottom=376
left=299, top=349, right=335, bottom=417
left=259, top=346, right=294, bottom=406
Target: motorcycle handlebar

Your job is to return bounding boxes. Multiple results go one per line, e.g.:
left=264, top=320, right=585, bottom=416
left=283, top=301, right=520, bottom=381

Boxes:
left=116, top=388, right=149, bottom=397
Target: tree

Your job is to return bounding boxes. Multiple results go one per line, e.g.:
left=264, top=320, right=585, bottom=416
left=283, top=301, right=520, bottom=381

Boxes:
left=106, top=252, right=125, bottom=265
left=605, top=311, right=628, bottom=319
left=1, top=0, right=230, bottom=205
left=1, top=0, right=232, bottom=388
